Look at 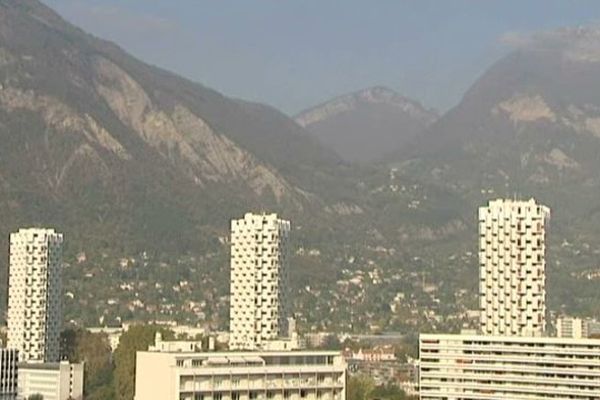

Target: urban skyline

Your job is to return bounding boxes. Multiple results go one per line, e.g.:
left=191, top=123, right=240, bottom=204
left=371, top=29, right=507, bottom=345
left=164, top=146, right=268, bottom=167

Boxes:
left=3, top=2, right=600, bottom=400
left=0, top=197, right=597, bottom=400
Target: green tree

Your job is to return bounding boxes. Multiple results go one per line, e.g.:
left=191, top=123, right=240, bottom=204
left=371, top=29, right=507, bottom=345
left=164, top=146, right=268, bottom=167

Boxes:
left=348, top=377, right=413, bottom=400
left=28, top=395, right=44, bottom=400
left=318, top=335, right=342, bottom=350
left=113, top=325, right=174, bottom=400
left=347, top=375, right=375, bottom=400
left=61, top=328, right=115, bottom=400
left=370, top=383, right=408, bottom=400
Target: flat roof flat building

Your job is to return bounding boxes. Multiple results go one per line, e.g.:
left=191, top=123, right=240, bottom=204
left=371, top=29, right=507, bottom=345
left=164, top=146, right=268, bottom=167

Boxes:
left=229, top=213, right=291, bottom=350
left=479, top=199, right=550, bottom=337
left=134, top=347, right=346, bottom=400
left=7, top=228, right=63, bottom=363
left=556, top=316, right=589, bottom=339
left=17, top=361, right=84, bottom=400
left=420, top=333, right=600, bottom=399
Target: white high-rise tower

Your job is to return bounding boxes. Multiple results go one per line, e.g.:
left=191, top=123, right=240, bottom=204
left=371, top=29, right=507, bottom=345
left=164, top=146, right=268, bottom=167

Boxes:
left=7, top=228, right=63, bottom=362
left=229, top=213, right=290, bottom=350
left=479, top=199, right=550, bottom=337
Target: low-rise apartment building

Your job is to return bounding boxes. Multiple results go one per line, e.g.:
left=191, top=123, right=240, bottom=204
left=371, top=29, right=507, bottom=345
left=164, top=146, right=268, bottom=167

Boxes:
left=420, top=333, right=600, bottom=399
left=135, top=348, right=346, bottom=400
left=17, top=361, right=84, bottom=400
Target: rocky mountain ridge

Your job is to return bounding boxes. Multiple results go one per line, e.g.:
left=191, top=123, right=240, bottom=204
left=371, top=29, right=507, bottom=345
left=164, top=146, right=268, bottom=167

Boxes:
left=296, top=86, right=437, bottom=163
left=296, top=86, right=437, bottom=128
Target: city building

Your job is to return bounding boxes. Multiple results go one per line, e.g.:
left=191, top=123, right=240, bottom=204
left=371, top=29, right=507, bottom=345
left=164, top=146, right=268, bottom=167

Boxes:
left=134, top=338, right=346, bottom=400
left=343, top=345, right=397, bottom=362
left=478, top=199, right=550, bottom=337
left=304, top=333, right=335, bottom=349
left=17, top=361, right=84, bottom=400
left=229, top=213, right=291, bottom=350
left=420, top=333, right=600, bottom=399
left=556, top=316, right=600, bottom=339
left=7, top=228, right=64, bottom=363
left=344, top=348, right=418, bottom=395
left=556, top=316, right=588, bottom=339
left=0, top=349, right=18, bottom=399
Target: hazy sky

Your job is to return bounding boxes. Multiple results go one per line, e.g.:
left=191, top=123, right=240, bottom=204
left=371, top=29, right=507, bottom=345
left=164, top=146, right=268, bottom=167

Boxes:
left=44, top=0, right=600, bottom=115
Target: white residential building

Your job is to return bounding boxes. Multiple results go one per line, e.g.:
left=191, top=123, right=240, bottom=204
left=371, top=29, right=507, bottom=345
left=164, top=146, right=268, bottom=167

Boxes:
left=420, top=333, right=600, bottom=399
left=7, top=228, right=64, bottom=362
left=17, top=361, right=84, bottom=400
left=478, top=199, right=550, bottom=337
left=134, top=345, right=346, bottom=400
left=0, top=349, right=18, bottom=398
left=229, top=213, right=291, bottom=350
left=556, top=316, right=588, bottom=339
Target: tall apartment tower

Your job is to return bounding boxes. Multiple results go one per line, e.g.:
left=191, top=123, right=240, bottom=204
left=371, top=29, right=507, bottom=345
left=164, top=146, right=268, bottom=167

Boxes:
left=229, top=213, right=290, bottom=350
left=479, top=199, right=550, bottom=337
left=7, top=228, right=63, bottom=362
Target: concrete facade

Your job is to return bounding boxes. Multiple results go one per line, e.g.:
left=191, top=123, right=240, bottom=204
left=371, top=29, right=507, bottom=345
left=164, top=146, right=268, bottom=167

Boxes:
left=478, top=199, right=550, bottom=337
left=0, top=349, right=18, bottom=399
left=229, top=213, right=290, bottom=350
left=17, top=361, right=84, bottom=400
left=420, top=333, right=600, bottom=399
left=134, top=348, right=346, bottom=400
left=556, top=316, right=588, bottom=339
left=7, top=228, right=63, bottom=362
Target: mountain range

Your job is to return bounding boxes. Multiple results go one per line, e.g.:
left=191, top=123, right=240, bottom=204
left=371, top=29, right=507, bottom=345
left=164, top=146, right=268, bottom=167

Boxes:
left=1, top=0, right=600, bottom=328
left=0, top=0, right=353, bottom=255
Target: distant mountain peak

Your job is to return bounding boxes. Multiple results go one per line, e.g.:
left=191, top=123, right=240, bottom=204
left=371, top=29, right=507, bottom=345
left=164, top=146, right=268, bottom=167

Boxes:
left=296, top=86, right=437, bottom=128
left=295, top=87, right=438, bottom=163
left=356, top=86, right=407, bottom=103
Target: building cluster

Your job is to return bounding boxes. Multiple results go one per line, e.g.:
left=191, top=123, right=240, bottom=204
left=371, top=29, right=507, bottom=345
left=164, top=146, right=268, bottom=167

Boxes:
left=343, top=345, right=419, bottom=397
left=2, top=228, right=84, bottom=400
left=133, top=213, right=346, bottom=400
left=14, top=200, right=600, bottom=400
left=420, top=198, right=600, bottom=399
left=343, top=345, right=396, bottom=363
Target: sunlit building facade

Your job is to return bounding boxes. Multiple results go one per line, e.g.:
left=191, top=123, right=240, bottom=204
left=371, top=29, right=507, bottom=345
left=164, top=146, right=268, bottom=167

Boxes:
left=229, top=213, right=290, bottom=350
left=135, top=348, right=346, bottom=400
left=420, top=333, right=600, bottom=399
left=479, top=199, right=550, bottom=337
left=7, top=228, right=63, bottom=362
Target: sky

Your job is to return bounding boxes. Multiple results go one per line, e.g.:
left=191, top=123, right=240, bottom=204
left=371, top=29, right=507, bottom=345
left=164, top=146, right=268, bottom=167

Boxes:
left=43, top=0, right=600, bottom=115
